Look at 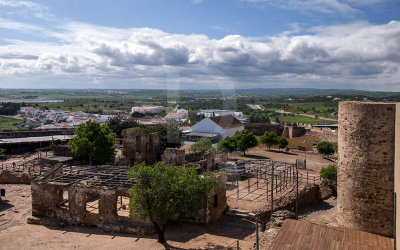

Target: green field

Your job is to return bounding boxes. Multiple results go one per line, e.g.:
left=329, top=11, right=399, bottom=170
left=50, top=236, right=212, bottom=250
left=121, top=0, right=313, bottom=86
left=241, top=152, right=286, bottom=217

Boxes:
left=276, top=114, right=337, bottom=125
left=0, top=116, right=23, bottom=130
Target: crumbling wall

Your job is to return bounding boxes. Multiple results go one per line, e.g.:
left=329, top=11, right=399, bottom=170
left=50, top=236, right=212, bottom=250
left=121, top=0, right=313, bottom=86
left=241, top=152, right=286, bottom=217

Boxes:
left=53, top=144, right=73, bottom=157
left=282, top=126, right=306, bottom=139
left=0, top=170, right=32, bottom=184
left=30, top=183, right=154, bottom=234
left=244, top=123, right=284, bottom=136
left=337, top=101, right=395, bottom=237
left=197, top=172, right=227, bottom=224
left=31, top=182, right=63, bottom=218
left=162, top=148, right=185, bottom=166
left=122, top=128, right=160, bottom=165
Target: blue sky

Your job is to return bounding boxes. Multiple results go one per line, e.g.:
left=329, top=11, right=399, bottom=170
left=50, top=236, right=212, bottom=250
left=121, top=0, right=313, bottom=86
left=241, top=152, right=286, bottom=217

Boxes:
left=0, top=0, right=399, bottom=90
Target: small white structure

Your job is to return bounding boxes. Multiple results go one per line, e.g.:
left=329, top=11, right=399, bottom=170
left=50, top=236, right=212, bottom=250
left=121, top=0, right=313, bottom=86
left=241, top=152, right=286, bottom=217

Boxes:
left=165, top=109, right=188, bottom=121
left=189, top=115, right=244, bottom=140
left=131, top=106, right=164, bottom=114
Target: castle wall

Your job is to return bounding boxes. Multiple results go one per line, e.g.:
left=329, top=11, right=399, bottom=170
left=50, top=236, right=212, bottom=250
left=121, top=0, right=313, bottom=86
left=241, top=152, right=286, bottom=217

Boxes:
left=337, top=101, right=395, bottom=237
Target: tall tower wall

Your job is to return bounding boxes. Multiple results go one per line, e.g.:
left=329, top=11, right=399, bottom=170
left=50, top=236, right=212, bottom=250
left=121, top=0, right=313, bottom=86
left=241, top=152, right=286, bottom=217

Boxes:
left=337, top=101, right=395, bottom=237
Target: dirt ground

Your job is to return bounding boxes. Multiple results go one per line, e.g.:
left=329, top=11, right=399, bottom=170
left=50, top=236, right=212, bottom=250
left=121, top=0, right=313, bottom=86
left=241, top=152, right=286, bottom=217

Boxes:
left=0, top=184, right=257, bottom=250
left=231, top=145, right=335, bottom=174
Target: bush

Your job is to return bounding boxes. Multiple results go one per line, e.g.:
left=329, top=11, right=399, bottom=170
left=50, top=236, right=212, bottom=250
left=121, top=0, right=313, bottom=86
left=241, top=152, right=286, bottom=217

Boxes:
left=190, top=137, right=212, bottom=154
left=216, top=136, right=236, bottom=154
left=316, top=141, right=335, bottom=158
left=320, top=165, right=337, bottom=181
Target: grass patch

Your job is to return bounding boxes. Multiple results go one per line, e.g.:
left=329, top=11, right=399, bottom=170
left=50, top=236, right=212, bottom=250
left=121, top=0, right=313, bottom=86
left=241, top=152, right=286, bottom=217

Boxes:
left=288, top=135, right=317, bottom=151
left=0, top=116, right=23, bottom=130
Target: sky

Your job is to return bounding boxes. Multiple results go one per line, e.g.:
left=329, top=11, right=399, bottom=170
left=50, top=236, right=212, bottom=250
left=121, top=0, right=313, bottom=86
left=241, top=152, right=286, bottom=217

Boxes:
left=0, top=0, right=399, bottom=91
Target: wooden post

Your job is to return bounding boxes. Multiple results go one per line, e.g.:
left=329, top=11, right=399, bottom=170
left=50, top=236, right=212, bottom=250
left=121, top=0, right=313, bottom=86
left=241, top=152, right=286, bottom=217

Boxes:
left=296, top=171, right=299, bottom=220
left=248, top=177, right=250, bottom=194
left=256, top=216, right=259, bottom=250
left=266, top=179, right=269, bottom=201
left=237, top=179, right=239, bottom=200
left=271, top=165, right=274, bottom=217
left=256, top=169, right=259, bottom=189
left=307, top=172, right=309, bottom=184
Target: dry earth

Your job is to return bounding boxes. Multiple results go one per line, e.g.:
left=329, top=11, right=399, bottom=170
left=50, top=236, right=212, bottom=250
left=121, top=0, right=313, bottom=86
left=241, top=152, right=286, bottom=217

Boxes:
left=0, top=184, right=257, bottom=250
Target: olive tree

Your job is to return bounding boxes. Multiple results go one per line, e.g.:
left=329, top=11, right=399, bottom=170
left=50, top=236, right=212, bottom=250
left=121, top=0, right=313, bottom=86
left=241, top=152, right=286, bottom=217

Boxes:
left=129, top=162, right=217, bottom=243
left=68, top=120, right=115, bottom=164
left=259, top=131, right=278, bottom=150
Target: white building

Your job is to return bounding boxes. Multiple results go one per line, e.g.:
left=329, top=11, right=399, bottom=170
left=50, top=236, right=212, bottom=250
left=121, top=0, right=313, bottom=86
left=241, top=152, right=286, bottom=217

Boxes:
left=131, top=106, right=164, bottom=114
left=165, top=109, right=188, bottom=121
left=188, top=115, right=244, bottom=141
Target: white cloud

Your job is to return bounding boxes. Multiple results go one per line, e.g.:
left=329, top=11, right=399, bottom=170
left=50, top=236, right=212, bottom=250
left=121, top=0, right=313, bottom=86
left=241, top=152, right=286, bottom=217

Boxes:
left=0, top=0, right=52, bottom=19
left=242, top=0, right=387, bottom=15
left=0, top=20, right=399, bottom=90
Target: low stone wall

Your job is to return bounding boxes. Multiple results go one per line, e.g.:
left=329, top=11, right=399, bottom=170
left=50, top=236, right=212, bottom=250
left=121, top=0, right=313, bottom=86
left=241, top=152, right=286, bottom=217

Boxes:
left=162, top=148, right=185, bottom=166
left=244, top=123, right=284, bottom=136
left=29, top=182, right=155, bottom=234
left=0, top=170, right=33, bottom=184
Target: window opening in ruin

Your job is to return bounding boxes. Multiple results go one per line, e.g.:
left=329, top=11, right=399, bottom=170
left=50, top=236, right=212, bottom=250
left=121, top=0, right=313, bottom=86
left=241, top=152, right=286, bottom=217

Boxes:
left=86, top=195, right=100, bottom=214
left=213, top=194, right=218, bottom=208
left=58, top=190, right=69, bottom=210
left=117, top=196, right=130, bottom=219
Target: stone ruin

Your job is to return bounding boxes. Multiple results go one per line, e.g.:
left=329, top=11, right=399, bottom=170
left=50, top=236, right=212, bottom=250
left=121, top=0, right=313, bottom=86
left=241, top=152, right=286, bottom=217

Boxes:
left=122, top=128, right=160, bottom=165
left=28, top=164, right=227, bottom=234
left=338, top=101, right=396, bottom=237
left=161, top=148, right=228, bottom=173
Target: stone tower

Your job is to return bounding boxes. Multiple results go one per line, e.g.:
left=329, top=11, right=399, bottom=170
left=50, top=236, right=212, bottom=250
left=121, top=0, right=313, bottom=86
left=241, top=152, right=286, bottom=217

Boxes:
left=337, top=101, right=395, bottom=237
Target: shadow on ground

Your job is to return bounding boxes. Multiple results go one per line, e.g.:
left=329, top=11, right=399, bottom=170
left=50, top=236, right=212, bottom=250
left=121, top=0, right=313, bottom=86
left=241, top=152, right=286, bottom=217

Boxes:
left=0, top=199, right=13, bottom=213
left=41, top=214, right=255, bottom=250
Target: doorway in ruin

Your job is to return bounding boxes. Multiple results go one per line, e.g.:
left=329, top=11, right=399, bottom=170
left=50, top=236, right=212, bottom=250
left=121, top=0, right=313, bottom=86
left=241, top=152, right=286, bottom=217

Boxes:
left=117, top=195, right=130, bottom=220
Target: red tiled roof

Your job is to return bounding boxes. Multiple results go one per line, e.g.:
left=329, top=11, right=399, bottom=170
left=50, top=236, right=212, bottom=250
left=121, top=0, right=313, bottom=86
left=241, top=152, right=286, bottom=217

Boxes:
left=209, top=115, right=243, bottom=129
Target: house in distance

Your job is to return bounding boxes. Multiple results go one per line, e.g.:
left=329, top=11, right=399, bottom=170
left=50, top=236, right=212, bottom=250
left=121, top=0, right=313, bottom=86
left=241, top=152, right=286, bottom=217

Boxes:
left=186, top=115, right=244, bottom=143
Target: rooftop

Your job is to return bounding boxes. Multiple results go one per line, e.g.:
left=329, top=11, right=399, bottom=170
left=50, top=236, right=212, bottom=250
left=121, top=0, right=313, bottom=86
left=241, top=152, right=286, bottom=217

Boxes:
left=209, top=115, right=243, bottom=129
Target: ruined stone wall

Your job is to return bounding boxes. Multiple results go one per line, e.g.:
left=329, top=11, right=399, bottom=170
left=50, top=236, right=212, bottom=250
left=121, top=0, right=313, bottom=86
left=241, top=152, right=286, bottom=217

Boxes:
left=162, top=148, right=185, bottom=166
left=197, top=172, right=227, bottom=224
left=337, top=101, right=395, bottom=237
left=122, top=128, right=160, bottom=165
left=53, top=144, right=73, bottom=157
left=244, top=123, right=284, bottom=136
left=0, top=128, right=74, bottom=139
left=0, top=170, right=32, bottom=184
left=282, top=126, right=306, bottom=139
left=30, top=183, right=154, bottom=234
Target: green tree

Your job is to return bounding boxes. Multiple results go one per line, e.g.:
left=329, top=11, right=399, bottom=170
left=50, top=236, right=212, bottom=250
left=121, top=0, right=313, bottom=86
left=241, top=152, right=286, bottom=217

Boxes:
left=320, top=165, right=337, bottom=181
left=106, top=117, right=141, bottom=137
left=316, top=141, right=335, bottom=158
left=216, top=136, right=236, bottom=154
left=277, top=136, right=289, bottom=150
left=0, top=148, right=6, bottom=158
left=129, top=162, right=217, bottom=243
left=232, top=129, right=258, bottom=155
left=190, top=137, right=212, bottom=155
left=68, top=120, right=115, bottom=164
left=147, top=121, right=183, bottom=153
left=259, top=131, right=278, bottom=150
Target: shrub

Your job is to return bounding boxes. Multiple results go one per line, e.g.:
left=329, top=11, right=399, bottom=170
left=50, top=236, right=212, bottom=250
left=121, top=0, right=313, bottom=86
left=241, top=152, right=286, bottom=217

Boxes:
left=316, top=141, right=335, bottom=158
left=320, top=165, right=337, bottom=181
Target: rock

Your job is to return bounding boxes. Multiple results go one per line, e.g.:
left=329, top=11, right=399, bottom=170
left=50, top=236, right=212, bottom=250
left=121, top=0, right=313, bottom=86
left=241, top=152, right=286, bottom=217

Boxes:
left=270, top=210, right=295, bottom=227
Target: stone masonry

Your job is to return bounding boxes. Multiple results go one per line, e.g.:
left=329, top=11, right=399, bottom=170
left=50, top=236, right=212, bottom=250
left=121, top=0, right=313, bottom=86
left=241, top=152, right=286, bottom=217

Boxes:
left=122, top=128, right=160, bottom=165
left=337, top=101, right=395, bottom=237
